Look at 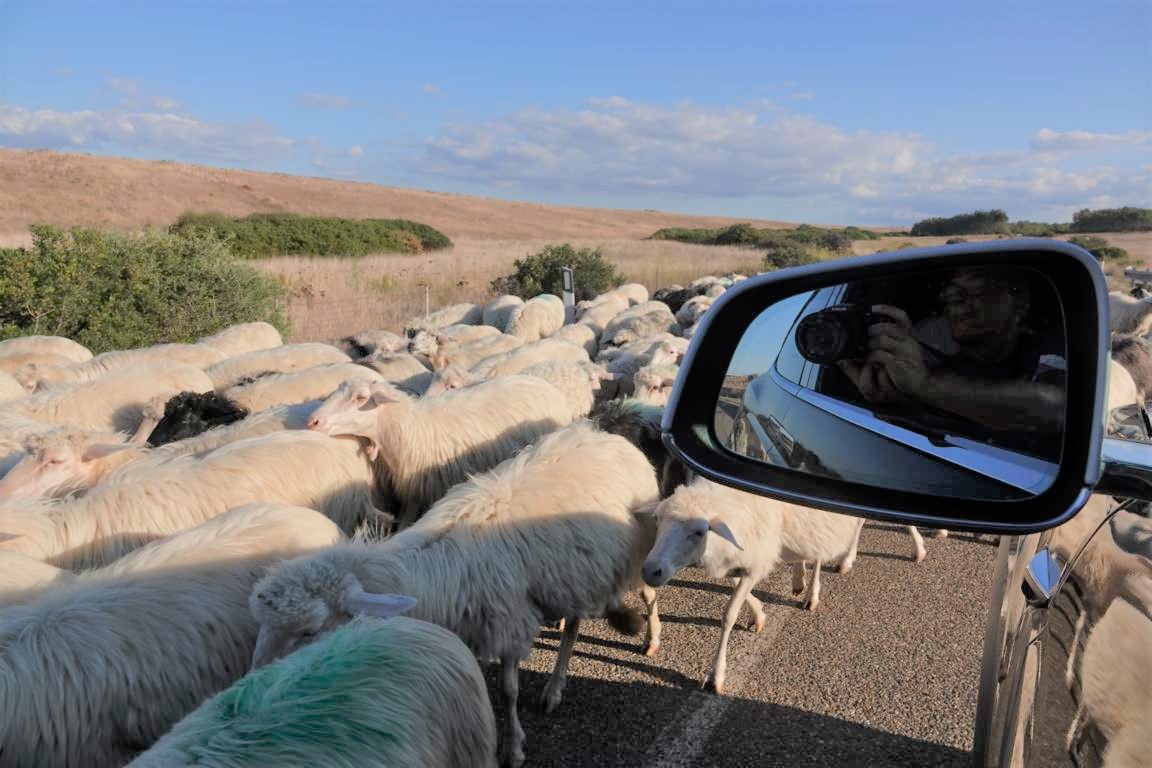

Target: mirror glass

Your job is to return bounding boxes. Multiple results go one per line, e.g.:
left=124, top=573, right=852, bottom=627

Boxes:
left=715, top=263, right=1067, bottom=501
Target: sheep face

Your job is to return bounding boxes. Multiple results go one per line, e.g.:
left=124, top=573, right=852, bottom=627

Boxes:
left=0, top=431, right=126, bottom=502
left=641, top=493, right=743, bottom=587
left=249, top=561, right=416, bottom=668
left=307, top=379, right=405, bottom=446
left=423, top=364, right=477, bottom=397
left=408, top=330, right=439, bottom=358
left=147, top=392, right=249, bottom=445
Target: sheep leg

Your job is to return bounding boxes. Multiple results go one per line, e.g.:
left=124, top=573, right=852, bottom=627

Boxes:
left=838, top=518, right=866, bottom=574
left=733, top=577, right=766, bottom=632
left=641, top=583, right=662, bottom=657
left=707, top=575, right=756, bottom=695
left=499, top=655, right=527, bottom=768
left=1064, top=607, right=1088, bottom=690
left=791, top=561, right=807, bottom=595
left=934, top=528, right=949, bottom=540
left=908, top=525, right=928, bottom=563
left=540, top=617, right=580, bottom=714
left=802, top=560, right=823, bottom=611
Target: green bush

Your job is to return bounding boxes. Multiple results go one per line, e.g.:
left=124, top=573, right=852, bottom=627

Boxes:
left=910, top=209, right=1011, bottom=236
left=0, top=226, right=287, bottom=353
left=1069, top=235, right=1129, bottom=262
left=945, top=237, right=969, bottom=244
left=1009, top=220, right=1069, bottom=237
left=650, top=223, right=872, bottom=256
left=1072, top=207, right=1152, bottom=233
left=761, top=243, right=817, bottom=271
left=490, top=243, right=626, bottom=300
left=171, top=212, right=452, bottom=258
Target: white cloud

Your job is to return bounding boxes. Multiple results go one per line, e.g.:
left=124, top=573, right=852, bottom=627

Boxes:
left=417, top=97, right=1150, bottom=223
left=106, top=76, right=139, bottom=97
left=788, top=92, right=815, bottom=102
left=0, top=104, right=293, bottom=164
left=295, top=92, right=354, bottom=110
left=421, top=83, right=443, bottom=96
left=103, top=76, right=181, bottom=111
left=348, top=145, right=364, bottom=157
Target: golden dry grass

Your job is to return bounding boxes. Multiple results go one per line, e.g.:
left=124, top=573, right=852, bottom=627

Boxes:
left=259, top=237, right=761, bottom=342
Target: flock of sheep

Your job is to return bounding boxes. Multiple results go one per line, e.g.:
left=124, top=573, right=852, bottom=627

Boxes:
left=0, top=272, right=1145, bottom=767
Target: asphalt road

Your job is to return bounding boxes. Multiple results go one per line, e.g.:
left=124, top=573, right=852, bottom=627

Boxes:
left=489, top=521, right=998, bottom=767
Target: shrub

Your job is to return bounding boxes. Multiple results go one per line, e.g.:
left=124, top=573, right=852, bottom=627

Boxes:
left=1072, top=207, right=1152, bottom=233
left=490, top=243, right=625, bottom=300
left=761, top=243, right=817, bottom=271
left=0, top=226, right=287, bottom=353
left=1069, top=236, right=1129, bottom=262
left=910, top=209, right=1011, bottom=237
left=171, top=212, right=452, bottom=258
left=650, top=223, right=867, bottom=256
left=945, top=237, right=968, bottom=244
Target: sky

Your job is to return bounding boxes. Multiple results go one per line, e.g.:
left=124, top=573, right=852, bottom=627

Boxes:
left=0, top=0, right=1149, bottom=226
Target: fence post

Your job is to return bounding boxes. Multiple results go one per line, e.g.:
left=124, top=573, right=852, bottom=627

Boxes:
left=561, top=266, right=575, bottom=324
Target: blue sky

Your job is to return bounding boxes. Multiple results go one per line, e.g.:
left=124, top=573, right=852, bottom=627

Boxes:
left=0, top=0, right=1148, bottom=225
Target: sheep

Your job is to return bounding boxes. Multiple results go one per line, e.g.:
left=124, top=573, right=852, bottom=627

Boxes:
left=483, top=294, right=526, bottom=330
left=223, top=362, right=383, bottom=413
left=0, top=427, right=139, bottom=502
left=1108, top=290, right=1152, bottom=336
left=128, top=614, right=497, bottom=768
left=675, top=294, right=715, bottom=327
left=703, top=283, right=727, bottom=298
left=652, top=285, right=695, bottom=314
left=0, top=551, right=73, bottom=603
left=470, top=337, right=589, bottom=380
left=0, top=412, right=58, bottom=464
left=0, top=363, right=215, bottom=434
left=641, top=478, right=863, bottom=692
left=358, top=352, right=435, bottom=395
left=0, top=370, right=24, bottom=402
left=683, top=322, right=701, bottom=339
left=575, top=293, right=629, bottom=323
left=0, top=505, right=342, bottom=768
left=689, top=275, right=726, bottom=294
left=575, top=300, right=626, bottom=336
left=205, top=342, right=352, bottom=391
left=0, top=430, right=384, bottom=569
left=197, top=321, right=283, bottom=357
left=1110, top=334, right=1152, bottom=402
left=598, top=340, right=682, bottom=398
left=428, top=332, right=524, bottom=372
left=505, top=293, right=565, bottom=342
left=336, top=329, right=409, bottom=359
left=249, top=421, right=661, bottom=768
left=632, top=363, right=679, bottom=406
left=600, top=301, right=682, bottom=349
left=589, top=398, right=688, bottom=499
left=0, top=349, right=78, bottom=375
left=404, top=303, right=484, bottom=337
left=0, top=334, right=91, bottom=363
left=144, top=391, right=251, bottom=445
left=613, top=283, right=650, bottom=306
left=551, top=322, right=599, bottom=356
left=1066, top=589, right=1152, bottom=768
left=14, top=343, right=226, bottom=392
left=516, top=361, right=605, bottom=420
left=305, top=376, right=572, bottom=527
left=1107, top=359, right=1142, bottom=436
left=408, top=324, right=502, bottom=359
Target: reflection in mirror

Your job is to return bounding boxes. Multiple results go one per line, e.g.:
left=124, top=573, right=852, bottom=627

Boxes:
left=715, top=263, right=1067, bottom=501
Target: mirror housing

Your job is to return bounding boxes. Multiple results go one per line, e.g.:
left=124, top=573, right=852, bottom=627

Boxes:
left=662, top=239, right=1107, bottom=535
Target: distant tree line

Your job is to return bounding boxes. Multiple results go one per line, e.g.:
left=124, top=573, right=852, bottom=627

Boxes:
left=910, top=207, right=1151, bottom=237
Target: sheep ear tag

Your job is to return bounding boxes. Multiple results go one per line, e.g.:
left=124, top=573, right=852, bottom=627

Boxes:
left=347, top=591, right=418, bottom=620
left=708, top=517, right=742, bottom=551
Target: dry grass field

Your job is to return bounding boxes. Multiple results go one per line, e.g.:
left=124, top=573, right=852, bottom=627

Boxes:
left=3, top=149, right=1147, bottom=341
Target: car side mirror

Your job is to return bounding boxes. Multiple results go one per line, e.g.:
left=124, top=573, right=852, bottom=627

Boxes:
left=662, top=239, right=1112, bottom=534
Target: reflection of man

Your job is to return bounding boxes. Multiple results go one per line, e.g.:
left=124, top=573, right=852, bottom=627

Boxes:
left=838, top=267, right=1066, bottom=432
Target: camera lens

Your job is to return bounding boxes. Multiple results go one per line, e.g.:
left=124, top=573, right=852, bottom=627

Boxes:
left=796, top=312, right=853, bottom=365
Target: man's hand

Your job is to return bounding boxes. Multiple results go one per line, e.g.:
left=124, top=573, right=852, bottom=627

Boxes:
left=838, top=359, right=900, bottom=402
left=864, top=304, right=930, bottom=397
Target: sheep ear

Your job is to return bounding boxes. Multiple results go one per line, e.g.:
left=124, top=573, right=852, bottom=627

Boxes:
left=630, top=501, right=659, bottom=521
left=0, top=532, right=23, bottom=544
left=82, top=443, right=133, bottom=462
left=368, top=382, right=399, bottom=405
left=362, top=438, right=380, bottom=462
left=346, top=588, right=418, bottom=620
left=708, top=517, right=742, bottom=550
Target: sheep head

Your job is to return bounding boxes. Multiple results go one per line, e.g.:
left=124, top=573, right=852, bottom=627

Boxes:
left=641, top=485, right=742, bottom=588
left=249, top=557, right=416, bottom=668
left=407, top=330, right=439, bottom=358
left=423, top=363, right=477, bottom=397
left=307, top=379, right=409, bottom=455
left=0, top=429, right=131, bottom=502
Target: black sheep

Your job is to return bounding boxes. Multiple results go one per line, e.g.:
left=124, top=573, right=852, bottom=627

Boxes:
left=147, top=391, right=250, bottom=445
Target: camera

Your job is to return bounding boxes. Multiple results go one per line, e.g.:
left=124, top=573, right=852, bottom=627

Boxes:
left=795, top=304, right=883, bottom=365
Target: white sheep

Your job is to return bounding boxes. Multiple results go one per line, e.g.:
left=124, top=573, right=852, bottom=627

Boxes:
left=423, top=363, right=480, bottom=398
left=600, top=301, right=682, bottom=349
left=598, top=340, right=682, bottom=398
left=358, top=352, right=435, bottom=394
left=223, top=362, right=383, bottom=413
left=612, top=283, right=650, bottom=306
left=575, top=300, right=626, bottom=336
left=1067, top=588, right=1152, bottom=768
left=0, top=427, right=138, bottom=501
left=505, top=293, right=565, bottom=342
left=0, top=505, right=342, bottom=768
left=428, top=333, right=524, bottom=372
left=0, top=370, right=24, bottom=402
left=482, top=294, right=526, bottom=330
left=575, top=291, right=629, bottom=320
left=0, top=334, right=92, bottom=364
left=338, top=329, right=410, bottom=358
left=675, top=295, right=714, bottom=327
left=129, top=614, right=498, bottom=768
left=0, top=412, right=58, bottom=466
left=0, top=363, right=214, bottom=434
left=516, top=361, right=606, bottom=420
left=641, top=477, right=862, bottom=693
left=14, top=342, right=226, bottom=392
left=305, top=376, right=572, bottom=526
left=551, top=322, right=599, bottom=356
left=197, top=321, right=283, bottom=357
left=404, top=303, right=484, bottom=337
left=1108, top=290, right=1152, bottom=336
left=0, top=430, right=384, bottom=568
left=632, top=363, right=679, bottom=406
left=0, top=349, right=78, bottom=376
left=408, top=324, right=501, bottom=360
left=470, top=337, right=589, bottom=379
left=0, top=551, right=73, bottom=603
left=704, top=283, right=727, bottom=298
left=249, top=421, right=661, bottom=768
left=689, top=275, right=725, bottom=294
left=205, top=342, right=352, bottom=391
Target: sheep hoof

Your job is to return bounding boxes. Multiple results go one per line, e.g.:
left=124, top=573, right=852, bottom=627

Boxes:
left=802, top=598, right=819, bottom=612
left=752, top=614, right=766, bottom=633
left=539, top=687, right=563, bottom=714
left=709, top=676, right=725, bottom=695
left=791, top=585, right=804, bottom=596
left=837, top=560, right=855, bottom=575
left=914, top=550, right=927, bottom=563
left=643, top=641, right=661, bottom=658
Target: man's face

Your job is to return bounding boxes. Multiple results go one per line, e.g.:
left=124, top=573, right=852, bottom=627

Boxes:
left=940, top=272, right=1024, bottom=341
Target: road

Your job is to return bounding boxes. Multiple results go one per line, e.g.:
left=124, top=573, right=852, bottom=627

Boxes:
left=493, top=522, right=997, bottom=767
